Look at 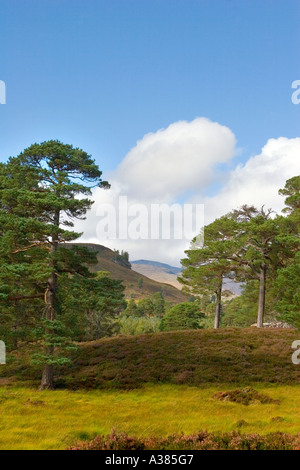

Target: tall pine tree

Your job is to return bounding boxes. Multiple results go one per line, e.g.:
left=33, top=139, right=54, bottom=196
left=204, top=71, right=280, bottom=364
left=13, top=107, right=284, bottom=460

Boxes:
left=2, top=141, right=110, bottom=389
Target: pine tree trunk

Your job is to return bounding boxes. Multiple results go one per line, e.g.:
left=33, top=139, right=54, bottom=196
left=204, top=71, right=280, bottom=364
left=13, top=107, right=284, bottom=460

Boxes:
left=257, top=265, right=266, bottom=328
left=40, top=363, right=54, bottom=390
left=40, top=270, right=56, bottom=390
left=214, top=281, right=222, bottom=329
left=40, top=210, right=59, bottom=391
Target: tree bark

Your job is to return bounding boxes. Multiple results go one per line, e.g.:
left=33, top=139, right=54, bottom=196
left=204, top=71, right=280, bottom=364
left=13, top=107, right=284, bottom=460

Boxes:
left=257, top=264, right=266, bottom=328
left=214, top=281, right=222, bottom=329
left=40, top=210, right=59, bottom=391
left=40, top=363, right=54, bottom=391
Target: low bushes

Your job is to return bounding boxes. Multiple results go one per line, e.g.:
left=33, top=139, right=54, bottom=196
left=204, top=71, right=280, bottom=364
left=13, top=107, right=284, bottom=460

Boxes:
left=70, top=429, right=300, bottom=450
left=214, top=387, right=280, bottom=406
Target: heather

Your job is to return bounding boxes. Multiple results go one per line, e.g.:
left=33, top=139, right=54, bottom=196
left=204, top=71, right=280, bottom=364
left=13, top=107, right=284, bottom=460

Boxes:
left=58, top=328, right=300, bottom=389
left=70, top=429, right=300, bottom=450
left=4, top=328, right=300, bottom=389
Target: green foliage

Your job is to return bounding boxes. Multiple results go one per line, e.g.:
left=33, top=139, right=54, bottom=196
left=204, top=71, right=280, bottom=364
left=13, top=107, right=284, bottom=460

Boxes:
left=181, top=193, right=299, bottom=329
left=151, top=292, right=166, bottom=317
left=123, top=299, right=141, bottom=317
left=119, top=316, right=161, bottom=335
left=60, top=272, right=126, bottom=341
left=180, top=216, right=237, bottom=297
left=137, top=298, right=154, bottom=317
left=0, top=141, right=121, bottom=387
left=279, top=175, right=300, bottom=215
left=180, top=216, right=238, bottom=328
left=160, top=302, right=205, bottom=331
left=222, top=280, right=279, bottom=328
left=31, top=319, right=76, bottom=368
left=274, top=176, right=300, bottom=327
left=122, top=292, right=166, bottom=320
left=275, top=252, right=300, bottom=328
left=113, top=249, right=131, bottom=269
left=222, top=288, right=257, bottom=328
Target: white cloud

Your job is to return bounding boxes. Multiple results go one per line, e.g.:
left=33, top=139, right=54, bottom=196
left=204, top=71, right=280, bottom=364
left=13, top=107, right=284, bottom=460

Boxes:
left=114, top=117, right=237, bottom=201
left=203, top=137, right=300, bottom=224
left=76, top=120, right=300, bottom=267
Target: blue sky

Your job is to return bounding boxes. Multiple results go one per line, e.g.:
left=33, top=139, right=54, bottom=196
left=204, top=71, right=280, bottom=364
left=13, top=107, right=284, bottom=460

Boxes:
left=1, top=0, right=299, bottom=173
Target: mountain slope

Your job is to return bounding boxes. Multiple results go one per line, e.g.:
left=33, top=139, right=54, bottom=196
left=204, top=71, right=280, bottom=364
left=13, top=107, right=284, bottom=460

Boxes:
left=71, top=243, right=188, bottom=303
left=132, top=260, right=182, bottom=274
left=131, top=260, right=183, bottom=289
left=132, top=259, right=242, bottom=295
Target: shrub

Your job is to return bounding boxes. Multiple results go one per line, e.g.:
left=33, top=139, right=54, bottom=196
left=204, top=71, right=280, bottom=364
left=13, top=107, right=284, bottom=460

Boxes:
left=119, top=316, right=161, bottom=335
left=70, top=430, right=300, bottom=450
left=214, top=387, right=280, bottom=406
left=160, top=302, right=205, bottom=331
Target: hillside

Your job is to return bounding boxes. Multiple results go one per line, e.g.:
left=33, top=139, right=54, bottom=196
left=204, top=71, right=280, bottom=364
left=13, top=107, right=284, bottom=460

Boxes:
left=71, top=243, right=188, bottom=303
left=132, top=260, right=182, bottom=274
left=55, top=328, right=300, bottom=389
left=131, top=259, right=242, bottom=295
left=131, top=260, right=183, bottom=289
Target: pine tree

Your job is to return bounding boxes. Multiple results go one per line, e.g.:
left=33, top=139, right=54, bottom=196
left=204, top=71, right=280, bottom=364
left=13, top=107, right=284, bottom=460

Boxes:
left=275, top=176, right=300, bottom=327
left=228, top=205, right=286, bottom=327
left=179, top=216, right=237, bottom=329
left=1, top=141, right=110, bottom=389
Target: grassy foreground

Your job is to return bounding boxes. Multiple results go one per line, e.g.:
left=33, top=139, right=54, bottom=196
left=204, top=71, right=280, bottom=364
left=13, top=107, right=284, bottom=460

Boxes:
left=0, top=384, right=300, bottom=450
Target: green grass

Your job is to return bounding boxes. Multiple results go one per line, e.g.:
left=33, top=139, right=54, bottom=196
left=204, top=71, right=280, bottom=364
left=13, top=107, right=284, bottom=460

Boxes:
left=0, top=384, right=300, bottom=450
left=2, top=328, right=300, bottom=449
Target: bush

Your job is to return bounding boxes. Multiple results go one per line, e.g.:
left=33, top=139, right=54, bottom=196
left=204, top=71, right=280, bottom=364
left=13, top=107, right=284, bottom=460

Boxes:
left=70, top=430, right=300, bottom=450
left=214, top=387, right=280, bottom=406
left=160, top=302, right=205, bottom=331
left=119, top=316, right=161, bottom=335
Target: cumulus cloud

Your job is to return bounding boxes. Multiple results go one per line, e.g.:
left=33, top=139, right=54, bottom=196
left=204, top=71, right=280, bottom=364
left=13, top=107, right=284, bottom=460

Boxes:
left=203, top=137, right=300, bottom=224
left=114, top=117, right=237, bottom=201
left=75, top=119, right=300, bottom=266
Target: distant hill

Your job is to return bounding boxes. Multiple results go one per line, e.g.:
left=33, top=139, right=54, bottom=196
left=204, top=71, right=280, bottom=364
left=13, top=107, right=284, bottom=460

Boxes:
left=131, top=260, right=183, bottom=289
left=131, top=259, right=242, bottom=295
left=69, top=243, right=188, bottom=304
left=132, top=260, right=181, bottom=274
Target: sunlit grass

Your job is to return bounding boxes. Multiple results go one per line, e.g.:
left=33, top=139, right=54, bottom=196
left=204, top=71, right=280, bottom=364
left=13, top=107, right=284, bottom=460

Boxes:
left=0, top=384, right=299, bottom=450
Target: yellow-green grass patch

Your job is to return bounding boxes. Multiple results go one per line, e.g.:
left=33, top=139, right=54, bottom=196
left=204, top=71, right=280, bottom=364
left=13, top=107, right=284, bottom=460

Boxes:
left=0, top=384, right=299, bottom=450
